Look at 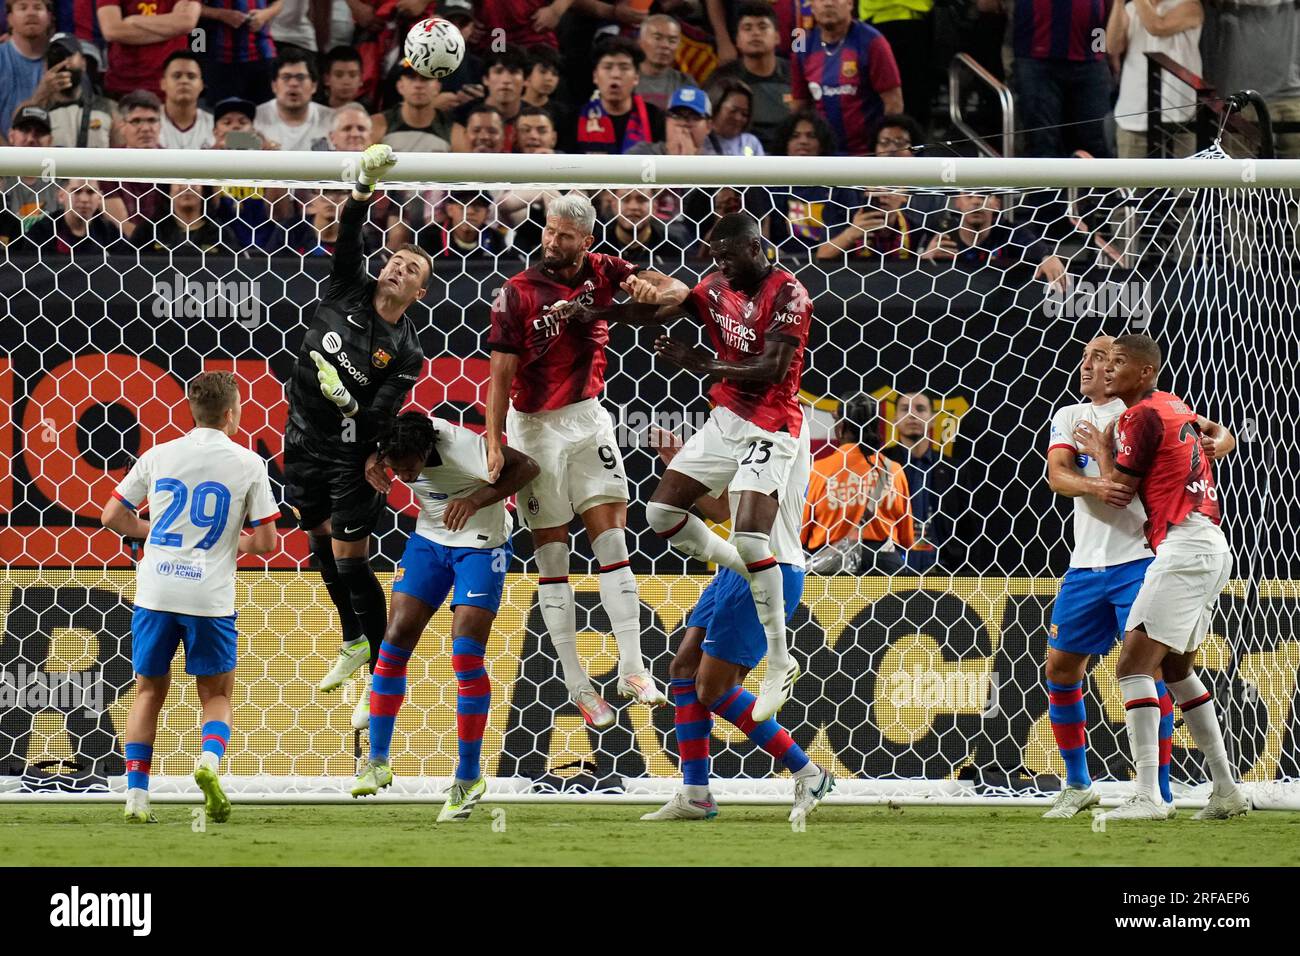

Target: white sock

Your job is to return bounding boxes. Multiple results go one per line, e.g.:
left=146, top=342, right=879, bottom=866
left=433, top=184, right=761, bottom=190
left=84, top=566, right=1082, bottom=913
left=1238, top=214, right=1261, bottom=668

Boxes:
left=198, top=750, right=219, bottom=772
left=1119, top=674, right=1161, bottom=800
left=591, top=528, right=645, bottom=676
left=126, top=786, right=149, bottom=805
left=646, top=502, right=748, bottom=576
left=792, top=761, right=820, bottom=780
left=683, top=784, right=711, bottom=801
left=1168, top=674, right=1237, bottom=796
left=535, top=541, right=588, bottom=692
left=732, top=531, right=790, bottom=670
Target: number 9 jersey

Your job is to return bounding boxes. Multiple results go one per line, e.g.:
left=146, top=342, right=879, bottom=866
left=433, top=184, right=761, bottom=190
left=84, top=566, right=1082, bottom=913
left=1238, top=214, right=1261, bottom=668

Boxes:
left=114, top=427, right=280, bottom=617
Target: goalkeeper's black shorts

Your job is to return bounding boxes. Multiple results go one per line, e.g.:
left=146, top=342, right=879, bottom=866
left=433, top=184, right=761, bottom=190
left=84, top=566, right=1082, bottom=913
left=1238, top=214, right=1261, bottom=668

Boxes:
left=283, top=441, right=384, bottom=542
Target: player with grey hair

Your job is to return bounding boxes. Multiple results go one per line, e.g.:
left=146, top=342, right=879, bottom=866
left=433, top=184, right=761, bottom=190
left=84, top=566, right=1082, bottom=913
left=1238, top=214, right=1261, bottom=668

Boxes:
left=484, top=191, right=688, bottom=725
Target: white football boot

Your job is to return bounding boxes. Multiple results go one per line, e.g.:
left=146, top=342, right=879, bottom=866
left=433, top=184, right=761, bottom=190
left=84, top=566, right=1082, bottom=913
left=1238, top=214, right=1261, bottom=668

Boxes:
left=1193, top=787, right=1250, bottom=820
left=1042, top=786, right=1101, bottom=819
left=640, top=790, right=719, bottom=821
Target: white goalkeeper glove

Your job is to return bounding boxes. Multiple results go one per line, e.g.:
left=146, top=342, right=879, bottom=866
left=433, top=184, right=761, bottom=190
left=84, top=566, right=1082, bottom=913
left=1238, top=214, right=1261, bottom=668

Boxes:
left=310, top=350, right=359, bottom=417
left=357, top=143, right=396, bottom=187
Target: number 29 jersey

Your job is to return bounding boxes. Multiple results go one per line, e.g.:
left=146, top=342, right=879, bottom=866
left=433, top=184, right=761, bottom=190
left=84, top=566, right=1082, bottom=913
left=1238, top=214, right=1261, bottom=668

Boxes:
left=114, top=428, right=280, bottom=617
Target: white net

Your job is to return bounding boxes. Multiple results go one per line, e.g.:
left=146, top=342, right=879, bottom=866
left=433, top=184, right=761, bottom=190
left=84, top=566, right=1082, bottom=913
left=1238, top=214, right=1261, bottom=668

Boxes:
left=1, top=161, right=1298, bottom=805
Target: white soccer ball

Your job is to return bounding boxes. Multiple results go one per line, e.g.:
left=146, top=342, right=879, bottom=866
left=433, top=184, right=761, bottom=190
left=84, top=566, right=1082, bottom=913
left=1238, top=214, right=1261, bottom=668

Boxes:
left=403, top=17, right=466, bottom=80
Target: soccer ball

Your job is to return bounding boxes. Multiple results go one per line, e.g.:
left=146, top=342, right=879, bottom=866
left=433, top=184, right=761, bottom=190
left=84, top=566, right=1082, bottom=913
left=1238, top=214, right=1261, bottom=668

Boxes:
left=403, top=18, right=466, bottom=79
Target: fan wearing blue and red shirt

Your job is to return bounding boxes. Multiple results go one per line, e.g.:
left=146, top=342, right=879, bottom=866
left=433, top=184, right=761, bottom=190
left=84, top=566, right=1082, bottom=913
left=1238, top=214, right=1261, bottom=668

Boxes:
left=1074, top=333, right=1249, bottom=822
left=197, top=0, right=279, bottom=105
left=790, top=0, right=902, bottom=156
left=1011, top=0, right=1114, bottom=156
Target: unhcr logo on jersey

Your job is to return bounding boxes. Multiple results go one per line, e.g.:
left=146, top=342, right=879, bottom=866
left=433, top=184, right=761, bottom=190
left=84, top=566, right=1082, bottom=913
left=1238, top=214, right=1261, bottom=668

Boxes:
left=151, top=273, right=263, bottom=329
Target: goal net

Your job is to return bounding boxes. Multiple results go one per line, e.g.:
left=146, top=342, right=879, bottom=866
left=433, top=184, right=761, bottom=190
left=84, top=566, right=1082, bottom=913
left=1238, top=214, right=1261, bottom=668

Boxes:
left=1, top=151, right=1298, bottom=807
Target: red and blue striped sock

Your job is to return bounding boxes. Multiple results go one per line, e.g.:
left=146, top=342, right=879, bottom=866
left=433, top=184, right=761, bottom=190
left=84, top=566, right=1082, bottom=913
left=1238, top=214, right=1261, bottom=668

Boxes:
left=369, top=640, right=411, bottom=762
left=201, top=720, right=230, bottom=764
left=453, top=636, right=491, bottom=783
left=1047, top=679, right=1090, bottom=788
left=125, top=742, right=152, bottom=791
left=1156, top=679, right=1174, bottom=803
left=710, top=685, right=809, bottom=774
left=671, top=677, right=712, bottom=787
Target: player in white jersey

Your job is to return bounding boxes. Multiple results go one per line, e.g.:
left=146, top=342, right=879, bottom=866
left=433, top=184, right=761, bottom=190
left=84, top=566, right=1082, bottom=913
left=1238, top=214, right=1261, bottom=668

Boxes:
left=639, top=423, right=834, bottom=824
left=100, top=372, right=280, bottom=824
left=352, top=411, right=539, bottom=822
left=1042, top=336, right=1233, bottom=819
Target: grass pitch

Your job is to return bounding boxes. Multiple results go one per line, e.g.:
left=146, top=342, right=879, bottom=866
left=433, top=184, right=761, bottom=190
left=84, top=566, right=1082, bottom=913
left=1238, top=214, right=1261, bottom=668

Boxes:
left=6, top=803, right=1300, bottom=866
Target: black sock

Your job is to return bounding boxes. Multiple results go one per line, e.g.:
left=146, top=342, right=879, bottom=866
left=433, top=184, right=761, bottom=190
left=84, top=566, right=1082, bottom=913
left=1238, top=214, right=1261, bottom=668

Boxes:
left=309, top=535, right=363, bottom=645
left=335, top=556, right=388, bottom=670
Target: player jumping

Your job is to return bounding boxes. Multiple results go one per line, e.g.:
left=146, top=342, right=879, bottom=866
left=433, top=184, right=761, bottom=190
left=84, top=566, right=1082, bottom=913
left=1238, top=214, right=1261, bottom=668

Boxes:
left=639, top=426, right=834, bottom=822
left=1043, top=335, right=1234, bottom=818
left=352, top=411, right=539, bottom=822
left=101, top=372, right=280, bottom=823
left=283, top=144, right=432, bottom=729
left=1074, top=333, right=1249, bottom=821
left=485, top=193, right=686, bottom=726
left=587, top=213, right=814, bottom=722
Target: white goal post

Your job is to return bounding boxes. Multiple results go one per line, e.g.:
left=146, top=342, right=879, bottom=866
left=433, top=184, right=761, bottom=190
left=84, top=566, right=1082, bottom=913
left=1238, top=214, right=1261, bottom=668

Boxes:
left=1, top=149, right=1298, bottom=809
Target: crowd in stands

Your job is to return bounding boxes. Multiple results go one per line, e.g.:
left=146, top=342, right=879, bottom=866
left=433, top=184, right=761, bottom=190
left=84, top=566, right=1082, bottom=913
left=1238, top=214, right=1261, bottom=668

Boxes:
left=2, top=0, right=1296, bottom=260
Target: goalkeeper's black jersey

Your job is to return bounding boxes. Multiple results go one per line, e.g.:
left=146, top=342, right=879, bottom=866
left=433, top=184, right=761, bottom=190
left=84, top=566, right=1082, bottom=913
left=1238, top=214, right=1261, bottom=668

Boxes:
left=286, top=196, right=425, bottom=458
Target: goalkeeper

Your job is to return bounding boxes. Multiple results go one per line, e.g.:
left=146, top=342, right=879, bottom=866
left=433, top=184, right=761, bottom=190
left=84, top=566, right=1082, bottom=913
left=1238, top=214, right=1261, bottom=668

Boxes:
left=282, top=144, right=432, bottom=725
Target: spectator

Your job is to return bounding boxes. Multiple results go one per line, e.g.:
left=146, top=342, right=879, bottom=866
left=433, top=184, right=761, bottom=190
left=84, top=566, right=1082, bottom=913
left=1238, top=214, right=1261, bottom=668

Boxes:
left=629, top=85, right=719, bottom=155
left=371, top=64, right=451, bottom=151
left=95, top=0, right=200, bottom=99
left=477, top=0, right=570, bottom=50
left=51, top=178, right=125, bottom=254
left=460, top=103, right=505, bottom=153
left=104, top=90, right=168, bottom=242
left=1107, top=0, right=1202, bottom=158
left=159, top=50, right=214, bottom=149
left=574, top=35, right=666, bottom=154
left=1, top=107, right=62, bottom=247
left=0, top=0, right=53, bottom=140
left=270, top=0, right=330, bottom=64
left=319, top=45, right=365, bottom=109
left=817, top=113, right=929, bottom=261
left=25, top=33, right=114, bottom=148
left=920, top=192, right=1068, bottom=290
left=766, top=110, right=858, bottom=252
left=884, top=391, right=956, bottom=572
left=285, top=188, right=350, bottom=255
left=515, top=103, right=558, bottom=153
left=136, top=181, right=229, bottom=253
left=255, top=50, right=335, bottom=150
left=803, top=393, right=914, bottom=574
left=1007, top=0, right=1114, bottom=157
left=327, top=100, right=372, bottom=150
left=451, top=46, right=526, bottom=153
left=209, top=95, right=278, bottom=148
left=593, top=187, right=671, bottom=263
left=198, top=0, right=280, bottom=105
left=636, top=13, right=688, bottom=112
left=709, top=77, right=763, bottom=155
left=426, top=191, right=508, bottom=258
left=1202, top=0, right=1299, bottom=159
left=858, top=0, right=934, bottom=135
left=708, top=1, right=790, bottom=153
left=522, top=44, right=570, bottom=137
left=791, top=0, right=902, bottom=156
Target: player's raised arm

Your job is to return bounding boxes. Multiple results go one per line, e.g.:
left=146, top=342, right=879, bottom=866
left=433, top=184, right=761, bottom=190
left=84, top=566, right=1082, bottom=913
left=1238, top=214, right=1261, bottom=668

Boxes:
left=656, top=333, right=797, bottom=384
left=326, top=144, right=397, bottom=297
left=571, top=271, right=692, bottom=326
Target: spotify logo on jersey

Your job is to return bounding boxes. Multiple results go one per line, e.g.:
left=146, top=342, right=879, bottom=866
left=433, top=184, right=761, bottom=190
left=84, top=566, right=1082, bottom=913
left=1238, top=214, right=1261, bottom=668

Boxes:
left=322, top=331, right=342, bottom=354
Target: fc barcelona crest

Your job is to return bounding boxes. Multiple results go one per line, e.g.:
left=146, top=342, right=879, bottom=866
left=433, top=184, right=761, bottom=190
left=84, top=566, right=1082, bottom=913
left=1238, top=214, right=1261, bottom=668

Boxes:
left=842, top=59, right=858, bottom=78
left=372, top=347, right=392, bottom=369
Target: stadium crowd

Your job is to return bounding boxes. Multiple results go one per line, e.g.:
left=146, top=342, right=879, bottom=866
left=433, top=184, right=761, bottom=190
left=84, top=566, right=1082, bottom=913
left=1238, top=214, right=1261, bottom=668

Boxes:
left=1, top=0, right=1298, bottom=258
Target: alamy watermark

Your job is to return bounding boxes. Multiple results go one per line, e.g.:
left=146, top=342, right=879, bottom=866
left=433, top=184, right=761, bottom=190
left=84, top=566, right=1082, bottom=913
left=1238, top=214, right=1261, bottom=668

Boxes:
left=886, top=668, right=1001, bottom=718
left=0, top=665, right=105, bottom=714
left=152, top=272, right=263, bottom=329
left=1043, top=279, right=1152, bottom=326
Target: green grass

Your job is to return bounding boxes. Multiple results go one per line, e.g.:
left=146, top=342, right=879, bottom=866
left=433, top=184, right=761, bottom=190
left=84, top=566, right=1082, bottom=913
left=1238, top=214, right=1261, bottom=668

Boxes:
left=6, top=804, right=1300, bottom=866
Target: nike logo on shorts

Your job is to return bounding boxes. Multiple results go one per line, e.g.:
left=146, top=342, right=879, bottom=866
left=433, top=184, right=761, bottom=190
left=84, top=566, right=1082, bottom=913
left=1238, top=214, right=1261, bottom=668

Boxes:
left=467, top=591, right=488, bottom=598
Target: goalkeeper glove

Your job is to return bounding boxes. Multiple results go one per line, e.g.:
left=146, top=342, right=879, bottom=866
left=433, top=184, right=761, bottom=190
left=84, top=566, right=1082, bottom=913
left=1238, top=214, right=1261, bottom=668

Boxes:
left=357, top=143, right=397, bottom=187
left=310, top=350, right=359, bottom=417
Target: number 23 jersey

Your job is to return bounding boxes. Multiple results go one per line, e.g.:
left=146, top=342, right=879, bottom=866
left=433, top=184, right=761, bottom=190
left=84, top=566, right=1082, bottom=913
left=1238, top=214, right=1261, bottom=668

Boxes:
left=114, top=428, right=279, bottom=617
